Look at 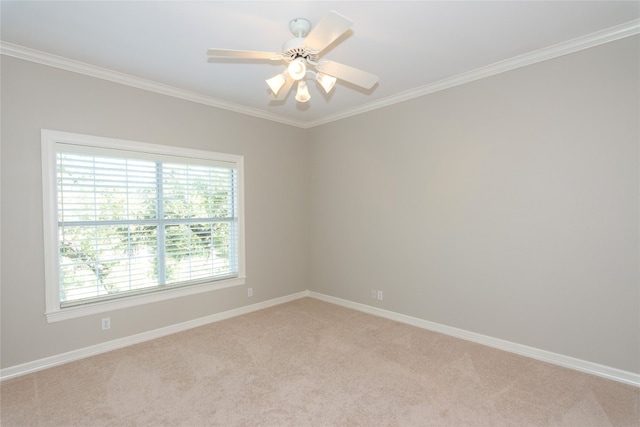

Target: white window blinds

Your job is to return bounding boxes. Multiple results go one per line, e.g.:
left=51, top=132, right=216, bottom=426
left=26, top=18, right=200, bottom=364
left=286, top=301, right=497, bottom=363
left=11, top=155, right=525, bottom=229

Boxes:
left=53, top=143, right=240, bottom=308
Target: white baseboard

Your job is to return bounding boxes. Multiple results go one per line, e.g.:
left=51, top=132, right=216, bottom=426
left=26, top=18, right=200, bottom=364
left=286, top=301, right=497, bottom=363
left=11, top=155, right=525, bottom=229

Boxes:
left=2, top=289, right=638, bottom=388
left=0, top=291, right=308, bottom=381
left=307, top=291, right=640, bottom=388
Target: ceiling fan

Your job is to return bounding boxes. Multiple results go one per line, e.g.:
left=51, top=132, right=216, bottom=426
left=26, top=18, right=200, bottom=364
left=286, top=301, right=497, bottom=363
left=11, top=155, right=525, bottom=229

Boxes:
left=207, top=11, right=378, bottom=103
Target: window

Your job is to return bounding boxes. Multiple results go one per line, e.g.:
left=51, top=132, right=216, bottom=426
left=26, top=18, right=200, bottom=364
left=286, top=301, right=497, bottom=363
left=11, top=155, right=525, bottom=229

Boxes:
left=41, top=130, right=245, bottom=322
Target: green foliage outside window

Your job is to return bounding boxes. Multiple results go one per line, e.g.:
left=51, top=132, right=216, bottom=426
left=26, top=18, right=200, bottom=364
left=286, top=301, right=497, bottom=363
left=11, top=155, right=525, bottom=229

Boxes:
left=57, top=153, right=237, bottom=305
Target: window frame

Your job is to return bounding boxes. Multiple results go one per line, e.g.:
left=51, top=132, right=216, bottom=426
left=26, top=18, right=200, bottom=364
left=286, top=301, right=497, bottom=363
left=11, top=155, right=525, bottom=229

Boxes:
left=41, top=130, right=246, bottom=323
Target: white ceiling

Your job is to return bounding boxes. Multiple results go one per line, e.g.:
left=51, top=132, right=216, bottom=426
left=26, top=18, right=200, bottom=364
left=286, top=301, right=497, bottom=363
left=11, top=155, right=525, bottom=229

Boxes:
left=1, top=1, right=639, bottom=128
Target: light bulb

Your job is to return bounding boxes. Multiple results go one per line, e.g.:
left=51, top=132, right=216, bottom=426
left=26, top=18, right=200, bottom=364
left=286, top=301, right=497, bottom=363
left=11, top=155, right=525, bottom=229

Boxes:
left=316, top=73, right=337, bottom=93
left=295, top=81, right=311, bottom=103
left=287, top=58, right=307, bottom=81
left=266, top=74, right=286, bottom=95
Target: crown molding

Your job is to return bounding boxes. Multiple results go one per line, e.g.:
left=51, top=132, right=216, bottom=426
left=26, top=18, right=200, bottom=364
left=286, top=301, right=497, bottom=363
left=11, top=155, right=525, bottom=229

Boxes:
left=0, top=41, right=308, bottom=128
left=1, top=18, right=638, bottom=129
left=306, top=18, right=640, bottom=128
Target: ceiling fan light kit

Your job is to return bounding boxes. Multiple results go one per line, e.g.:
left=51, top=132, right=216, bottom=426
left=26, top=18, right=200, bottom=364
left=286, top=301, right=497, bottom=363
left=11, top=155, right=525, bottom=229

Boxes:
left=295, top=81, right=311, bottom=103
left=316, top=73, right=337, bottom=93
left=265, top=73, right=287, bottom=95
left=207, top=11, right=378, bottom=105
left=287, top=58, right=307, bottom=80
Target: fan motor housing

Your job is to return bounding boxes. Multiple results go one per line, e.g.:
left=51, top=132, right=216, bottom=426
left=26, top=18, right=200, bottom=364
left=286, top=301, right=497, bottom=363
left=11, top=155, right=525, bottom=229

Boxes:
left=282, top=38, right=317, bottom=63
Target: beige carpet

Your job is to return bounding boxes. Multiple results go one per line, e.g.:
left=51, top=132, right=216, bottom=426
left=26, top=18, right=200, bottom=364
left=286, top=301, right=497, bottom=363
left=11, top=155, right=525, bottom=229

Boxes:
left=1, top=298, right=639, bottom=426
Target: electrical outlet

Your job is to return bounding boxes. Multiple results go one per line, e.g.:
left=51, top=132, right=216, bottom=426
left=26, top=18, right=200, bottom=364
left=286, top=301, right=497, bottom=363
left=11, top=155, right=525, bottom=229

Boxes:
left=377, top=291, right=383, bottom=301
left=101, top=317, right=111, bottom=330
left=371, top=289, right=377, bottom=299
left=248, top=287, right=253, bottom=297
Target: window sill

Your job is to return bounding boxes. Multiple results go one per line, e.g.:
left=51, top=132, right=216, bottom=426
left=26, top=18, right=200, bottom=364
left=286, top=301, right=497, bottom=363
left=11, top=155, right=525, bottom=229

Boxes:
left=45, top=276, right=246, bottom=323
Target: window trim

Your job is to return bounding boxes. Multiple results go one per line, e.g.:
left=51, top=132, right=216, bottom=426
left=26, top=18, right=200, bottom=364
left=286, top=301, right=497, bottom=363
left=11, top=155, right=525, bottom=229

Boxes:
left=41, top=130, right=246, bottom=323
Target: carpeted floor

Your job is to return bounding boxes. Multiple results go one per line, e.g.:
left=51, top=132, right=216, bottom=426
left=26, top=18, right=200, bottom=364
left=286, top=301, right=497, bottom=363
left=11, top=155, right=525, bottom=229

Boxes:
left=1, top=298, right=639, bottom=426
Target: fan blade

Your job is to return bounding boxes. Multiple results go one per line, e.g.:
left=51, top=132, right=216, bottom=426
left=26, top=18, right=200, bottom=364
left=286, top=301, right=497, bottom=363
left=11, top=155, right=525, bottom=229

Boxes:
left=316, top=60, right=378, bottom=89
left=303, top=11, right=353, bottom=53
left=270, top=76, right=295, bottom=101
left=207, top=49, right=283, bottom=60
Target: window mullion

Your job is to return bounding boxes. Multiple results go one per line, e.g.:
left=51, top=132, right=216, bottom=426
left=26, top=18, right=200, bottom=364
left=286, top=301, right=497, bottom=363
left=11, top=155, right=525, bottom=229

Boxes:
left=93, top=157, right=100, bottom=297
left=126, top=159, right=131, bottom=292
left=229, top=168, right=238, bottom=273
left=156, top=162, right=166, bottom=286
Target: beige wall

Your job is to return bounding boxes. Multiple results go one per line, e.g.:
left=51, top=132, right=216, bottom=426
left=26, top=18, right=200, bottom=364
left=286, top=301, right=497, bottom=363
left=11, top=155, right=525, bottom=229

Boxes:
left=2, top=35, right=638, bottom=375
left=0, top=57, right=309, bottom=368
left=308, top=35, right=640, bottom=373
